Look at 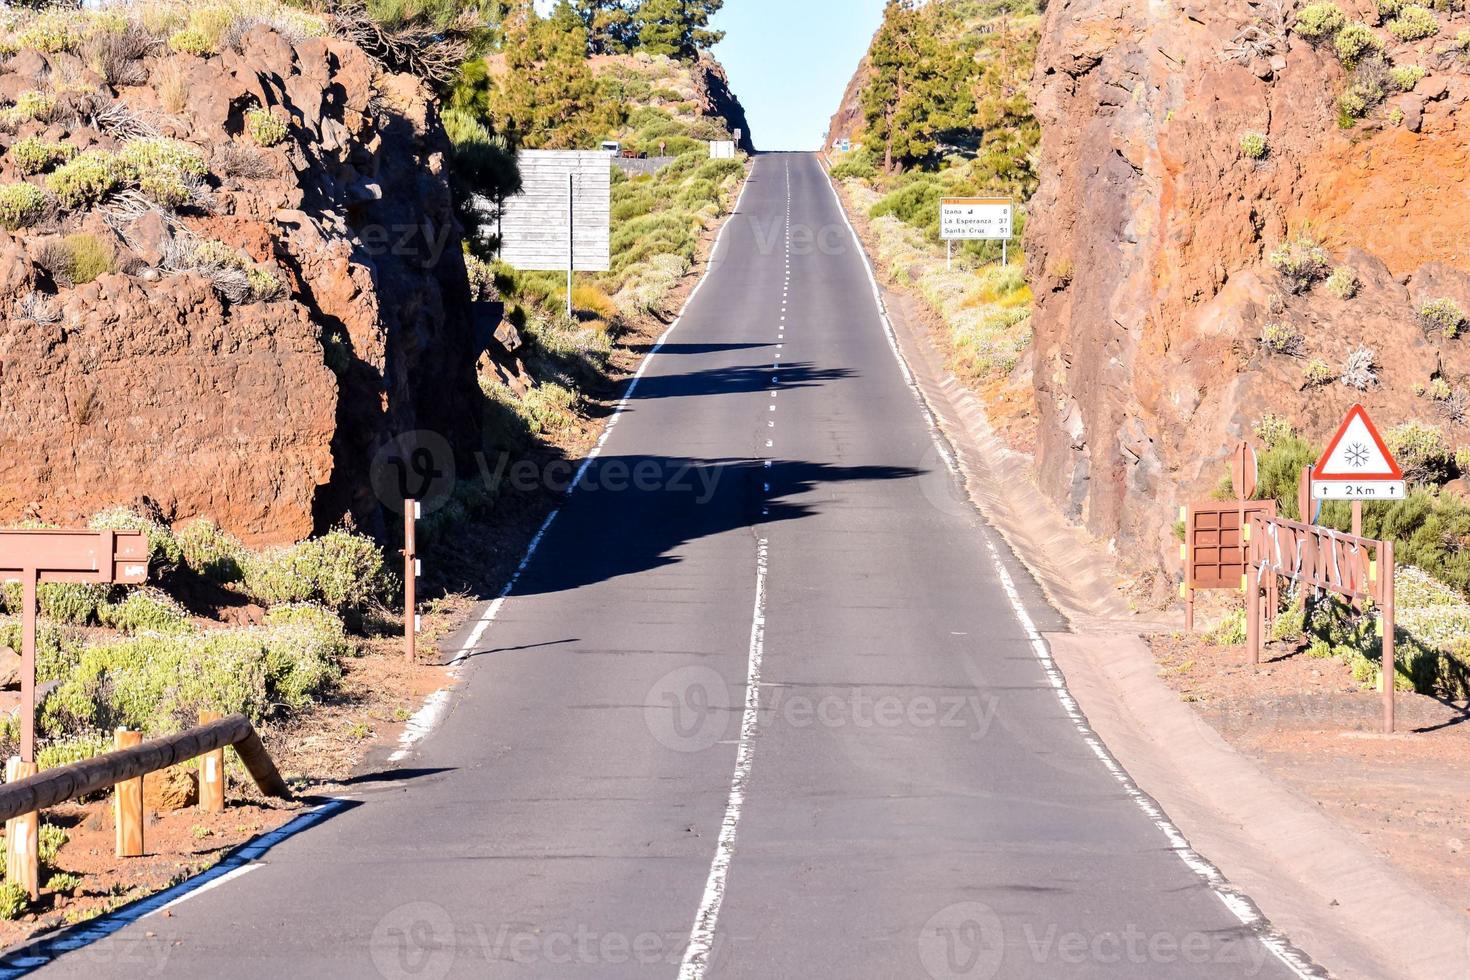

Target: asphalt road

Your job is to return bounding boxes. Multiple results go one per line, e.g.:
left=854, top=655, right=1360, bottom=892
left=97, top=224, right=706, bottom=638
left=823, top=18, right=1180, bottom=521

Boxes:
left=19, top=153, right=1306, bottom=979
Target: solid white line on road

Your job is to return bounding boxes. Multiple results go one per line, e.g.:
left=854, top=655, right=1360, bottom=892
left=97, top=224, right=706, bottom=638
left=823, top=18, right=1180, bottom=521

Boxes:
left=818, top=156, right=1320, bottom=980
left=679, top=538, right=769, bottom=980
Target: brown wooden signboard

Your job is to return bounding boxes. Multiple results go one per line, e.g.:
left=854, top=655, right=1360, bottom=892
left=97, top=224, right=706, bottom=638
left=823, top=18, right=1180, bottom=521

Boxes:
left=1183, top=499, right=1277, bottom=629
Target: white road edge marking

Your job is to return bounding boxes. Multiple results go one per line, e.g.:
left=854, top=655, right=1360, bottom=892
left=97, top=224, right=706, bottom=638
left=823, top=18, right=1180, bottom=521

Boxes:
left=679, top=537, right=769, bottom=979
left=818, top=158, right=1321, bottom=980
left=387, top=166, right=758, bottom=764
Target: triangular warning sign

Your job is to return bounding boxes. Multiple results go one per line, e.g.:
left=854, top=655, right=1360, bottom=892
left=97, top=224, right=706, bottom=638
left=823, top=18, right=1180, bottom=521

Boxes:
left=1313, top=404, right=1404, bottom=481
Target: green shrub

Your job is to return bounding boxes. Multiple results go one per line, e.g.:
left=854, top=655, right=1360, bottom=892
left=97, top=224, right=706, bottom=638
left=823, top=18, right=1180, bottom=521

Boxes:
left=1296, top=2, right=1347, bottom=40
left=1419, top=297, right=1464, bottom=337
left=246, top=266, right=285, bottom=302
left=15, top=12, right=84, bottom=53
left=245, top=108, right=288, bottom=147
left=1205, top=608, right=1247, bottom=645
left=3, top=91, right=56, bottom=128
left=1268, top=232, right=1330, bottom=292
left=1390, top=64, right=1427, bottom=90
left=11, top=136, right=75, bottom=176
left=1335, top=24, right=1383, bottom=67
left=45, top=872, right=80, bottom=896
left=1239, top=131, right=1268, bottom=159
left=1303, top=358, right=1335, bottom=387
left=116, top=138, right=208, bottom=182
left=136, top=166, right=192, bottom=209
left=1253, top=413, right=1295, bottom=449
left=1387, top=5, right=1440, bottom=40
left=168, top=28, right=213, bottom=56
left=38, top=824, right=66, bottom=867
left=0, top=883, right=27, bottom=920
left=1325, top=266, right=1359, bottom=299
left=242, top=529, right=390, bottom=613
left=3, top=583, right=110, bottom=626
left=1259, top=322, right=1303, bottom=354
left=56, top=233, right=115, bottom=285
left=41, top=619, right=342, bottom=735
left=829, top=149, right=877, bottom=180
left=36, top=733, right=112, bottom=771
left=177, top=519, right=248, bottom=583
left=46, top=150, right=120, bottom=209
left=98, top=588, right=193, bottom=635
left=0, top=182, right=48, bottom=231
left=88, top=508, right=183, bottom=567
left=1428, top=377, right=1454, bottom=400
left=1386, top=419, right=1454, bottom=483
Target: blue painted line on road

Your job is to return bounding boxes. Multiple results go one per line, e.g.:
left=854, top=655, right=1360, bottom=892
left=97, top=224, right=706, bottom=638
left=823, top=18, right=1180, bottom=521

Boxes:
left=0, top=799, right=350, bottom=977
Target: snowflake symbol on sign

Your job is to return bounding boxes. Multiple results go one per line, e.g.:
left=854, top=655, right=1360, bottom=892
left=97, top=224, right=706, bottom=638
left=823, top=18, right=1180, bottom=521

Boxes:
left=1346, top=443, right=1370, bottom=468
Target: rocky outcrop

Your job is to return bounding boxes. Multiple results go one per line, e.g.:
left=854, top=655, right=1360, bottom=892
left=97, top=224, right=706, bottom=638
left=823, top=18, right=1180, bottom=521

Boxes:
left=825, top=51, right=871, bottom=150
left=0, top=25, right=485, bottom=544
left=691, top=55, right=755, bottom=153
left=1027, top=0, right=1470, bottom=576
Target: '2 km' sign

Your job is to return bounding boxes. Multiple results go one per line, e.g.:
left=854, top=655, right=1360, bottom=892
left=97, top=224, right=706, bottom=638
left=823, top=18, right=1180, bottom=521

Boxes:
left=1311, top=404, right=1405, bottom=501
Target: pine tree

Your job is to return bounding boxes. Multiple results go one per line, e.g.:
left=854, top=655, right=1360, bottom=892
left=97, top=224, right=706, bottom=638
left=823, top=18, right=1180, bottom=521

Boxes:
left=634, top=0, right=724, bottom=61
left=495, top=0, right=609, bottom=149
left=862, top=0, right=972, bottom=172
left=575, top=0, right=638, bottom=54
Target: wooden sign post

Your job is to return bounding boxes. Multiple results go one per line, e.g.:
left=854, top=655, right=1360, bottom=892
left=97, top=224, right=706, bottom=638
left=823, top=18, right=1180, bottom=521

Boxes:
left=0, top=529, right=148, bottom=893
left=0, top=530, right=149, bottom=762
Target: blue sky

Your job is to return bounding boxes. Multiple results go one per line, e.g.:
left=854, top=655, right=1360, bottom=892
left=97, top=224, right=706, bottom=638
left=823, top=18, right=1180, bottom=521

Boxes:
left=711, top=0, right=887, bottom=150
left=533, top=0, right=887, bottom=150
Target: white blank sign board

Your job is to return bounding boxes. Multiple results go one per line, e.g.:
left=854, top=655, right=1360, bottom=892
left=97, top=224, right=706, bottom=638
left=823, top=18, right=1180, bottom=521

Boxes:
left=940, top=199, right=1014, bottom=241
left=500, top=150, right=611, bottom=272
left=710, top=141, right=736, bottom=159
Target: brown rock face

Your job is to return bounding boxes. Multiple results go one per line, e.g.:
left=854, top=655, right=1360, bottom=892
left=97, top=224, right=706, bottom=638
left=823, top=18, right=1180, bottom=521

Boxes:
left=0, top=27, right=485, bottom=545
left=1027, top=0, right=1470, bottom=568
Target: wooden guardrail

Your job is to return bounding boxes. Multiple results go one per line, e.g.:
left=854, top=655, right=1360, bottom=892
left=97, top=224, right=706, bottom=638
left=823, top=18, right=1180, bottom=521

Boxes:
left=2, top=714, right=290, bottom=898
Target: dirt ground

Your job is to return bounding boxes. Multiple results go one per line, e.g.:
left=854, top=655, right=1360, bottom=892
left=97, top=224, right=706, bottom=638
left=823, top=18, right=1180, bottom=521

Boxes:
left=1148, top=626, right=1470, bottom=916
left=0, top=165, right=753, bottom=952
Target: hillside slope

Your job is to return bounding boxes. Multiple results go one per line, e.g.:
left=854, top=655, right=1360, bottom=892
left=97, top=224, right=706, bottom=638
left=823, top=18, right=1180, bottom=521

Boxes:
left=0, top=5, right=485, bottom=545
left=1028, top=0, right=1470, bottom=573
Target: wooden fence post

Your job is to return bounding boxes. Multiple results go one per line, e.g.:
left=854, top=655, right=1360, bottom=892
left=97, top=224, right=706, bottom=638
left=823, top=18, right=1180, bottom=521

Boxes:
left=114, top=729, right=144, bottom=857
left=1382, top=541, right=1396, bottom=735
left=198, top=711, right=225, bottom=813
left=4, top=758, right=37, bottom=898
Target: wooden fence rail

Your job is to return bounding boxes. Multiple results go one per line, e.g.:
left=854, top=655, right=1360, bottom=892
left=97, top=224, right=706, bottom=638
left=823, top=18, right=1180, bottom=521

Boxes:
left=0, top=714, right=289, bottom=826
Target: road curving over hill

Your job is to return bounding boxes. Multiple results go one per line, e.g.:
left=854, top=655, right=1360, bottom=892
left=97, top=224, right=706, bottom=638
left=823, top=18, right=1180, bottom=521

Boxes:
left=19, top=153, right=1317, bottom=980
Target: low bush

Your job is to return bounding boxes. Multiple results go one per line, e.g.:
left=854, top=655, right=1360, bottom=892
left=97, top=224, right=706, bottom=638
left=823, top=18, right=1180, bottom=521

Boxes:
left=1259, top=322, right=1303, bottom=354
left=0, top=883, right=27, bottom=920
left=168, top=28, right=213, bottom=56
left=43, top=619, right=345, bottom=736
left=1303, top=358, right=1335, bottom=387
left=89, top=508, right=183, bottom=567
left=53, top=232, right=116, bottom=285
left=98, top=587, right=193, bottom=635
left=1295, top=2, right=1347, bottom=40
left=1325, top=266, right=1359, bottom=299
left=829, top=148, right=877, bottom=180
left=1387, top=5, right=1440, bottom=40
left=1335, top=23, right=1383, bottom=67
left=1386, top=419, right=1455, bottom=483
left=245, top=107, right=288, bottom=147
left=36, top=733, right=112, bottom=771
left=241, top=529, right=390, bottom=614
left=1239, top=131, right=1268, bottom=159
left=2, top=582, right=110, bottom=626
left=0, top=182, right=47, bottom=230
left=11, top=136, right=75, bottom=175
left=1419, top=297, right=1464, bottom=337
left=46, top=150, right=120, bottom=209
left=45, top=871, right=80, bottom=896
left=1390, top=64, right=1427, bottom=90
left=1269, top=232, right=1330, bottom=292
